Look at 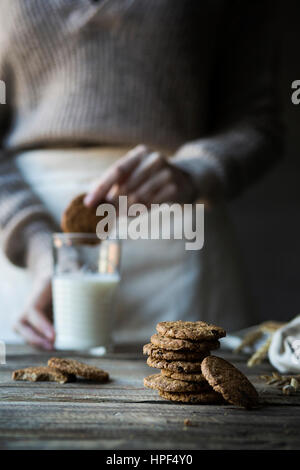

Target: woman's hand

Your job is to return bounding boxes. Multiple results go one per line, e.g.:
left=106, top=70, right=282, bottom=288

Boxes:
left=14, top=276, right=55, bottom=350
left=84, top=145, right=197, bottom=208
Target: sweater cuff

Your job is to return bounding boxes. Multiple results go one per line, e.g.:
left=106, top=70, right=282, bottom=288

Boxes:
left=171, top=143, right=227, bottom=202
left=1, top=205, right=56, bottom=271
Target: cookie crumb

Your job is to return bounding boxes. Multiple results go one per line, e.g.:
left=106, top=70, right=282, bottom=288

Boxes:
left=184, top=418, right=192, bottom=426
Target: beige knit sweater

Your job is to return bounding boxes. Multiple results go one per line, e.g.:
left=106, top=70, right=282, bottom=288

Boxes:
left=0, top=0, right=283, bottom=271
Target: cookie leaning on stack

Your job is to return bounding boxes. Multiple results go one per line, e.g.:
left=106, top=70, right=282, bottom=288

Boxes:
left=143, top=321, right=226, bottom=404
left=143, top=321, right=259, bottom=409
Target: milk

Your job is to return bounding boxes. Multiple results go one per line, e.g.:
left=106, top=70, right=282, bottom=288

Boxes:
left=52, top=272, right=120, bottom=350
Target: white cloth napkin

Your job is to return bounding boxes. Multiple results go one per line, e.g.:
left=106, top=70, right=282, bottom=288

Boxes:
left=268, top=315, right=300, bottom=373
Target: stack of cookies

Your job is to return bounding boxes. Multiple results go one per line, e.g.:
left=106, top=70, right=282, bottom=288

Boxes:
left=144, top=321, right=226, bottom=404
left=144, top=321, right=259, bottom=408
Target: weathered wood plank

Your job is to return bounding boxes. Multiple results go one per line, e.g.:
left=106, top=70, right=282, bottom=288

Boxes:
left=0, top=402, right=299, bottom=450
left=0, top=382, right=299, bottom=407
left=0, top=345, right=299, bottom=450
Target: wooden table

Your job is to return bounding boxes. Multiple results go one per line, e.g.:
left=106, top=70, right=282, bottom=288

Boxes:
left=0, top=345, right=299, bottom=450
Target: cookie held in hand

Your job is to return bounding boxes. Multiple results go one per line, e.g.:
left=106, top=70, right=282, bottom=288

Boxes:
left=61, top=193, right=105, bottom=235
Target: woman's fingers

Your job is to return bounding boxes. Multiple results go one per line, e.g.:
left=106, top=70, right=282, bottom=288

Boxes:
left=33, top=278, right=53, bottom=314
left=106, top=183, right=121, bottom=202
left=14, top=317, right=53, bottom=350
left=84, top=145, right=148, bottom=207
left=27, top=307, right=55, bottom=342
left=84, top=166, right=125, bottom=207
left=151, top=183, right=178, bottom=204
left=119, top=152, right=164, bottom=195
left=15, top=276, right=55, bottom=350
left=27, top=278, right=54, bottom=341
left=84, top=144, right=194, bottom=208
left=128, top=168, right=173, bottom=206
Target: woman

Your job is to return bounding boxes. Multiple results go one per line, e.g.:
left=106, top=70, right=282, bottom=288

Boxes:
left=0, top=0, right=283, bottom=348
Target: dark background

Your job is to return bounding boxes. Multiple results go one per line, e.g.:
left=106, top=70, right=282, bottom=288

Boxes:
left=229, top=1, right=300, bottom=324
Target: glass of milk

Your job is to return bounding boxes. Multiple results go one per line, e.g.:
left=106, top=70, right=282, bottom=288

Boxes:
left=52, top=233, right=121, bottom=352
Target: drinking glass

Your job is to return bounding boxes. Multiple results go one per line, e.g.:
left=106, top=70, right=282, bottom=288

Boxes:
left=52, top=233, right=121, bottom=352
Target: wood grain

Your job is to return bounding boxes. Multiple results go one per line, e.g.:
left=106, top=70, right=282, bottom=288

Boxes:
left=0, top=346, right=299, bottom=450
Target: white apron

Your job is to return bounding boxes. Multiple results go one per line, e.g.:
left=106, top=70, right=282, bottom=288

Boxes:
left=0, top=147, right=252, bottom=344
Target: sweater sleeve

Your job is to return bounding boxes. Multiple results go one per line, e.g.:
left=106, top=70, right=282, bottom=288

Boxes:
left=0, top=61, right=57, bottom=271
left=172, top=0, right=284, bottom=200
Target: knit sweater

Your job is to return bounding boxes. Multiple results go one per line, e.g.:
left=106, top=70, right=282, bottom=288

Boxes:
left=0, top=0, right=283, bottom=270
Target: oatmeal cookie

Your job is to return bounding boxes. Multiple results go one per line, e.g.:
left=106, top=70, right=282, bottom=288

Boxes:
left=12, top=366, right=74, bottom=384
left=161, top=369, right=206, bottom=383
left=158, top=389, right=224, bottom=404
left=151, top=333, right=217, bottom=352
left=48, top=358, right=109, bottom=382
left=147, top=356, right=204, bottom=373
left=144, top=373, right=210, bottom=393
left=61, top=193, right=104, bottom=235
left=156, top=320, right=226, bottom=341
left=143, top=342, right=218, bottom=360
left=201, top=356, right=259, bottom=409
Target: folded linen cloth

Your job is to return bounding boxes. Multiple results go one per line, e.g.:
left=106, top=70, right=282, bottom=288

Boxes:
left=268, top=315, right=300, bottom=373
